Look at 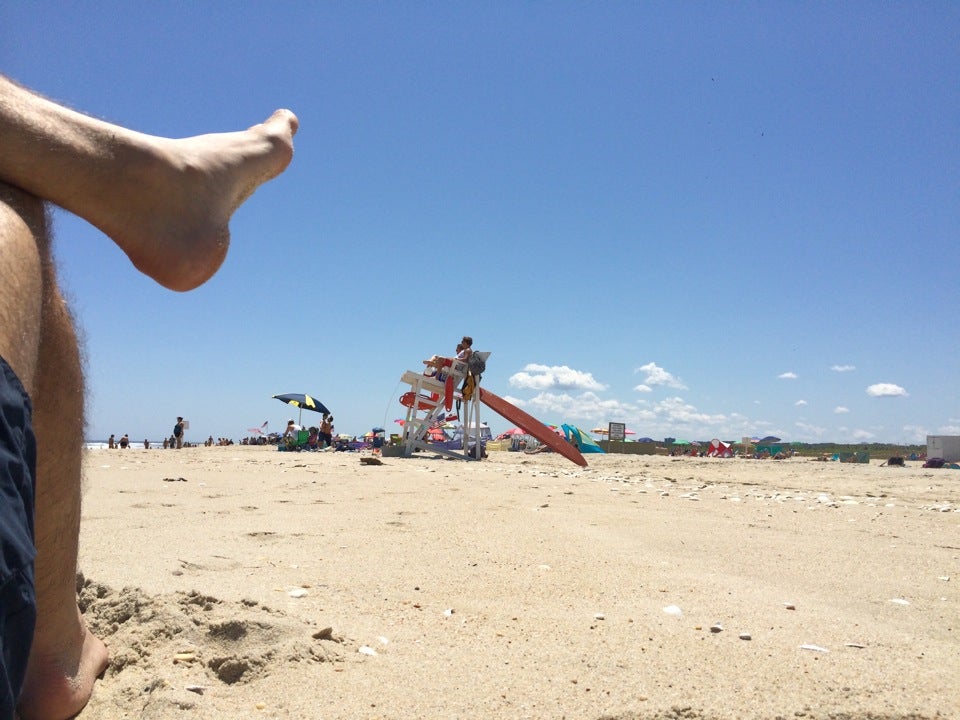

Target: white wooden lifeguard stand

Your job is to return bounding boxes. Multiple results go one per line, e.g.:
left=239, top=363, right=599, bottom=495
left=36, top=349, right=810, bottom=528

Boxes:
left=398, top=352, right=490, bottom=461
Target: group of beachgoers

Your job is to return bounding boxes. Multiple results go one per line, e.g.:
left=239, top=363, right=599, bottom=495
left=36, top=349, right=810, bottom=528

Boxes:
left=281, top=413, right=337, bottom=451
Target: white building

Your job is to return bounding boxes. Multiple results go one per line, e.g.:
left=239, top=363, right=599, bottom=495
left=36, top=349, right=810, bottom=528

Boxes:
left=926, top=435, right=960, bottom=462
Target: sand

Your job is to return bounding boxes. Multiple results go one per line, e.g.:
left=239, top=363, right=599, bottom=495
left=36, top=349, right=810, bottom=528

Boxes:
left=74, top=446, right=958, bottom=719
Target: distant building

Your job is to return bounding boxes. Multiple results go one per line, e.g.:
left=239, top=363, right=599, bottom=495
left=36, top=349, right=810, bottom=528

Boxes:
left=926, top=435, right=960, bottom=462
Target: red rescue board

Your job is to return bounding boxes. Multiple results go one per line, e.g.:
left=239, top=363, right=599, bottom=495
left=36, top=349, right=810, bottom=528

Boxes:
left=478, top=387, right=587, bottom=467
left=399, top=391, right=439, bottom=412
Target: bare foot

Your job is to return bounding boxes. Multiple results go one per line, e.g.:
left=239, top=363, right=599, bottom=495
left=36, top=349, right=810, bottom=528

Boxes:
left=100, top=109, right=299, bottom=291
left=17, top=608, right=109, bottom=720
left=0, top=78, right=296, bottom=291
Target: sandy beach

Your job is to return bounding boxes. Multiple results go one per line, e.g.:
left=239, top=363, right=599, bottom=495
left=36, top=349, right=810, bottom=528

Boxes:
left=74, top=446, right=957, bottom=719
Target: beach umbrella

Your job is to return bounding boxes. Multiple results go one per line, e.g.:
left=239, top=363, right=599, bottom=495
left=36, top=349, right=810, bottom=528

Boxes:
left=592, top=427, right=637, bottom=436
left=636, top=437, right=655, bottom=443
left=272, top=393, right=331, bottom=424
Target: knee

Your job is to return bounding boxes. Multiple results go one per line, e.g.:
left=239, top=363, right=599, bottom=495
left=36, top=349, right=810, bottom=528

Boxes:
left=0, top=182, right=49, bottom=246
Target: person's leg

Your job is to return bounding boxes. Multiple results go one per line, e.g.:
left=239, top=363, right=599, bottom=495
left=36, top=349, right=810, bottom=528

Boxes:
left=0, top=183, right=43, bottom=719
left=18, top=222, right=109, bottom=720
left=0, top=184, right=108, bottom=720
left=0, top=74, right=297, bottom=291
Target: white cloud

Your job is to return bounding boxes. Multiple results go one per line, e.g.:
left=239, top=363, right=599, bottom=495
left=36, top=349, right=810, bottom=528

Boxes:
left=778, top=372, right=798, bottom=380
left=519, top=391, right=634, bottom=423
left=653, top=396, right=727, bottom=427
left=834, top=406, right=850, bottom=414
left=901, top=425, right=928, bottom=443
left=937, top=425, right=960, bottom=435
left=528, top=392, right=742, bottom=440
left=831, top=365, right=856, bottom=372
left=852, top=429, right=875, bottom=441
left=795, top=400, right=807, bottom=406
left=866, top=383, right=907, bottom=398
left=634, top=362, right=687, bottom=390
left=634, top=384, right=652, bottom=393
left=795, top=421, right=826, bottom=438
left=509, top=364, right=606, bottom=392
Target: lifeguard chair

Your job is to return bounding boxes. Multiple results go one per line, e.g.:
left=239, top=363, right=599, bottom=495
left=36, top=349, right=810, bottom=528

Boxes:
left=398, top=352, right=490, bottom=461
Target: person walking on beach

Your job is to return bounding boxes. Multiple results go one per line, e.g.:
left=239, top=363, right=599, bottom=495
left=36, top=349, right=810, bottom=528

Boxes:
left=0, top=71, right=297, bottom=720
left=173, top=416, right=185, bottom=449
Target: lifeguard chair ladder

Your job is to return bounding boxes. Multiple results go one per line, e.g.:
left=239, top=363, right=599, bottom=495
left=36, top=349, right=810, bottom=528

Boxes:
left=399, top=352, right=489, bottom=461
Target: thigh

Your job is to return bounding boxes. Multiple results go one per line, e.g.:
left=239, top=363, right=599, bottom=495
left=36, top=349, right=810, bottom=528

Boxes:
left=0, top=184, right=45, bottom=391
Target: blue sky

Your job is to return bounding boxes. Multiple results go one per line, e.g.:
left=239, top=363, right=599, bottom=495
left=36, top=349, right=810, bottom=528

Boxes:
left=4, top=2, right=958, bottom=444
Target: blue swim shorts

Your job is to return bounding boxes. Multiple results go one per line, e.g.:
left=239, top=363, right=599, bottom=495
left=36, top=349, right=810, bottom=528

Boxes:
left=0, top=355, right=36, bottom=717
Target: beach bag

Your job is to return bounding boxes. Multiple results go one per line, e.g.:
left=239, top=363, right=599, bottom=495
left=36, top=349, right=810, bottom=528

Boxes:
left=468, top=352, right=485, bottom=377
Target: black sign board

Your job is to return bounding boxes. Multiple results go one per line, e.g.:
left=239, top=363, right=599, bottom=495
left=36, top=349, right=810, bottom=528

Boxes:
left=608, top=422, right=626, bottom=442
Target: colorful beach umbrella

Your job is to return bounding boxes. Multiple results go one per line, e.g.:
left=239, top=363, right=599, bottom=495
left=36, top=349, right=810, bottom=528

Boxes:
left=272, top=393, right=331, bottom=424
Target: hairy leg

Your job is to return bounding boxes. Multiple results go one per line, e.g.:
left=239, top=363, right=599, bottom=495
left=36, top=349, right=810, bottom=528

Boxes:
left=0, top=187, right=108, bottom=720
left=0, top=74, right=297, bottom=291
left=0, top=184, right=43, bottom=387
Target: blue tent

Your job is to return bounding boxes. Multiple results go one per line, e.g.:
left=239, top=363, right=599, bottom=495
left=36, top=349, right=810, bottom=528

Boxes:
left=561, top=424, right=605, bottom=453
